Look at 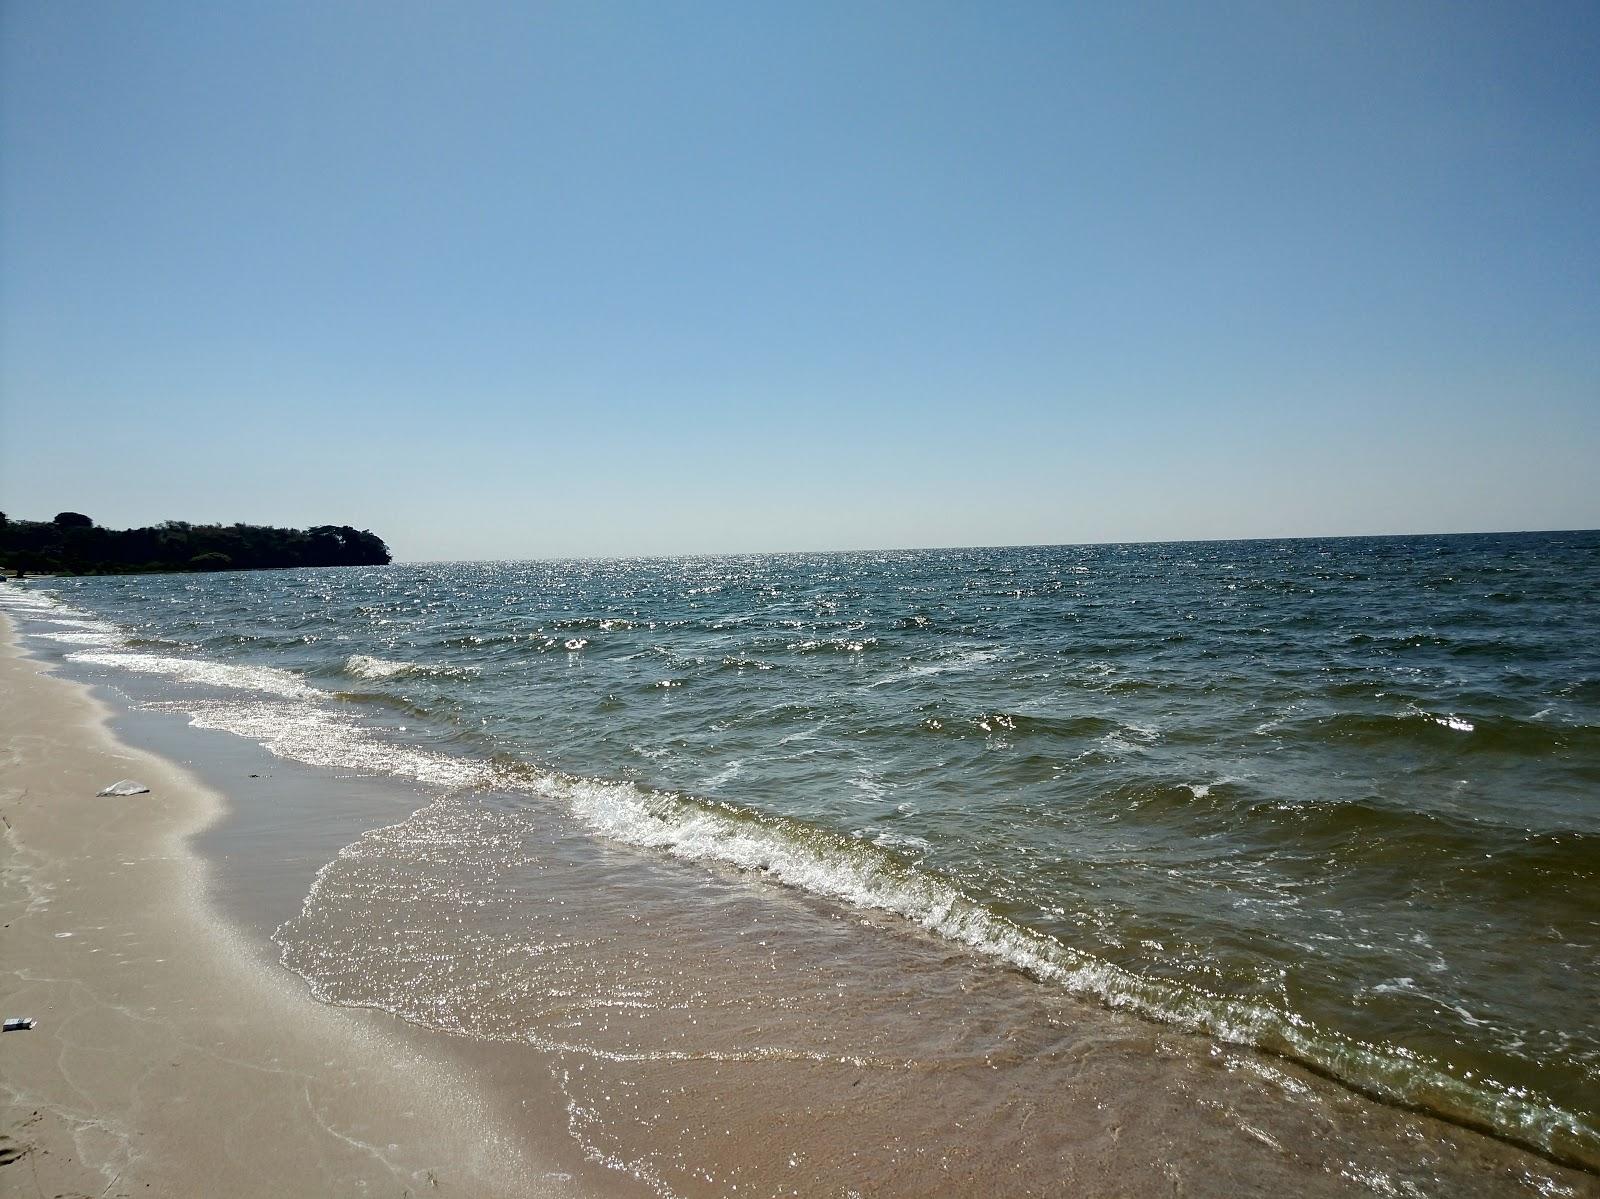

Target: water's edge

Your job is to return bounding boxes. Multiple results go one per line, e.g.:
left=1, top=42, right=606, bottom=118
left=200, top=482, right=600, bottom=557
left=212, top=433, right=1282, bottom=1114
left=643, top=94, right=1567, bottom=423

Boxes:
left=3, top=540, right=1596, bottom=1194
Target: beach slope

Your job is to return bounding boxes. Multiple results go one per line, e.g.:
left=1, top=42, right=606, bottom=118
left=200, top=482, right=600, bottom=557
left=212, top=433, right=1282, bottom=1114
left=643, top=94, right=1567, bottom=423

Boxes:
left=0, top=617, right=565, bottom=1198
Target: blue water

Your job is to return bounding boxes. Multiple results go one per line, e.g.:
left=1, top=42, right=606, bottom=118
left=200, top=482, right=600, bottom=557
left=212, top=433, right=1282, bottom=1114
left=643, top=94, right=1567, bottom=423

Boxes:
left=7, top=531, right=1598, bottom=1166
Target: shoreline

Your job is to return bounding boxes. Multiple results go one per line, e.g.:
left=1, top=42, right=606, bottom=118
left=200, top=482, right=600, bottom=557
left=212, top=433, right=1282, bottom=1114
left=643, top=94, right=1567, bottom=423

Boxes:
left=0, top=614, right=619, bottom=1197
left=3, top=593, right=1597, bottom=1197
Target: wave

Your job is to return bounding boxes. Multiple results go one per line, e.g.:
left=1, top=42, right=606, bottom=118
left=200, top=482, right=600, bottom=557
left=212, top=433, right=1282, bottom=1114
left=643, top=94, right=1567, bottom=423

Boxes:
left=0, top=592, right=101, bottom=629
left=33, top=616, right=120, bottom=632
left=342, top=653, right=477, bottom=681
left=329, top=690, right=444, bottom=721
left=66, top=650, right=317, bottom=699
left=440, top=632, right=525, bottom=648
left=1340, top=631, right=1555, bottom=661
left=1275, top=709, right=1599, bottom=755
left=1123, top=779, right=1598, bottom=871
left=28, top=630, right=124, bottom=646
left=1251, top=795, right=1598, bottom=867
left=867, top=648, right=999, bottom=687
left=348, top=755, right=1598, bottom=1168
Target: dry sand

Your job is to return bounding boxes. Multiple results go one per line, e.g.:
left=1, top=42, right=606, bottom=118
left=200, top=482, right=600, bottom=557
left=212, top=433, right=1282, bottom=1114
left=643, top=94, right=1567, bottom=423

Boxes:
left=0, top=616, right=593, bottom=1198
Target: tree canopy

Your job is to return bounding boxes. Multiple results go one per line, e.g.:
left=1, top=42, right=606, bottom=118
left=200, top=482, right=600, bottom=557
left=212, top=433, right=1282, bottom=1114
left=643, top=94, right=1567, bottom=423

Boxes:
left=0, top=514, right=391, bottom=575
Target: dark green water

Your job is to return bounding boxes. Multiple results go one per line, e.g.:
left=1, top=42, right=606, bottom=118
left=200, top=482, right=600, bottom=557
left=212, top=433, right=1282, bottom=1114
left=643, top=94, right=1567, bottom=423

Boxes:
left=6, top=530, right=1597, bottom=1167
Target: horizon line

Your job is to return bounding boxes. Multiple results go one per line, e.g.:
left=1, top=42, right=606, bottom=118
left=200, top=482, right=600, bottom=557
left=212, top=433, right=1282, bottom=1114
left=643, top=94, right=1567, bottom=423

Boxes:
left=395, top=525, right=1599, bottom=566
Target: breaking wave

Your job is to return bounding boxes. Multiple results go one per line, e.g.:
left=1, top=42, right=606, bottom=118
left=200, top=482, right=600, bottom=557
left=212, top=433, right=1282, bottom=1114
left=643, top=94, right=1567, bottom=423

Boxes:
left=343, top=653, right=477, bottom=681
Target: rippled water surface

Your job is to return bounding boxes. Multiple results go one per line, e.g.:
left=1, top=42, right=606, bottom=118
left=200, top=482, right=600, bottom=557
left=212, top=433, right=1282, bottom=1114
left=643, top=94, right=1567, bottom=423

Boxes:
left=5, top=532, right=1598, bottom=1172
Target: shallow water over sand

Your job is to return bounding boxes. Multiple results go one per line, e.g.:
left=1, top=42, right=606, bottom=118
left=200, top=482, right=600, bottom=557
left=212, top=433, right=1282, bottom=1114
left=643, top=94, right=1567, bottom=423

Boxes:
left=268, top=789, right=1594, bottom=1196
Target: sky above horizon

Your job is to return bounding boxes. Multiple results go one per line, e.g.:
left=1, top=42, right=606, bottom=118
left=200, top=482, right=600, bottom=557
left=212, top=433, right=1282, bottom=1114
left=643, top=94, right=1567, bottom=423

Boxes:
left=2, top=2, right=1596, bottom=560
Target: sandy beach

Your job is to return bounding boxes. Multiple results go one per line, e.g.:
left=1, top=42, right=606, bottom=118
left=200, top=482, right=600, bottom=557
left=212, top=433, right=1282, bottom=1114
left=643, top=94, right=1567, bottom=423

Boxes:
left=0, top=614, right=599, bottom=1198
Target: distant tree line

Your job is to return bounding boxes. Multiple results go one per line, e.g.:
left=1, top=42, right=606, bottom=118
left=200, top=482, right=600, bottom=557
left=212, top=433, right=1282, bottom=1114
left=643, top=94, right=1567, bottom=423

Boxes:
left=0, top=511, right=391, bottom=575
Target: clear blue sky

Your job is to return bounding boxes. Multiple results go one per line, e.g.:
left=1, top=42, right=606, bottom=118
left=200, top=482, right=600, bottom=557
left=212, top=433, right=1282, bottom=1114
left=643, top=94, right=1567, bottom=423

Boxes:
left=2, top=2, right=1596, bottom=559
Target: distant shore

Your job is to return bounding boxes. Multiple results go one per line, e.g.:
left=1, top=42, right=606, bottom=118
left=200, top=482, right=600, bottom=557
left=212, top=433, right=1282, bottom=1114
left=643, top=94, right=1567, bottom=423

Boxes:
left=0, top=514, right=390, bottom=575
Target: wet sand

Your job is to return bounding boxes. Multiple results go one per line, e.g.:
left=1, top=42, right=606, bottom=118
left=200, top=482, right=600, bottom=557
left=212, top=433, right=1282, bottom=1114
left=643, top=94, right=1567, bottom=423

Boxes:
left=0, top=616, right=619, bottom=1198
left=4, top=609, right=1596, bottom=1197
left=272, top=786, right=1600, bottom=1197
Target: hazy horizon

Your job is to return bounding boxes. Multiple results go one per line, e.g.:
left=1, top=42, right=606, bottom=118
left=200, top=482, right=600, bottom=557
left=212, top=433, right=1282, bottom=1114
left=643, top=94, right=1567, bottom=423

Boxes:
left=392, top=523, right=1600, bottom=564
left=3, top=506, right=1595, bottom=566
left=3, top=3, right=1596, bottom=560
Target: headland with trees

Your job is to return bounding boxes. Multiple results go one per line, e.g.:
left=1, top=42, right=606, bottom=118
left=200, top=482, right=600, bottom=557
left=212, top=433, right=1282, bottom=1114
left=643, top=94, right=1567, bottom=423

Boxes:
left=0, top=512, right=392, bottom=575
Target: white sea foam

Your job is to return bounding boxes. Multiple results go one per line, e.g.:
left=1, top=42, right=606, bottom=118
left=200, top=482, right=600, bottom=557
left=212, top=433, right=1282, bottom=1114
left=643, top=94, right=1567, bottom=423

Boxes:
left=0, top=592, right=76, bottom=618
left=155, top=698, right=496, bottom=791
left=0, top=592, right=126, bottom=647
left=1098, top=722, right=1161, bottom=755
left=867, top=648, right=999, bottom=688
left=870, top=830, right=933, bottom=855
left=776, top=719, right=830, bottom=746
left=787, top=637, right=874, bottom=653
left=345, top=654, right=416, bottom=680
left=343, top=653, right=476, bottom=682
left=0, top=588, right=56, bottom=605
left=66, top=650, right=317, bottom=699
left=699, top=761, right=744, bottom=789
left=30, top=630, right=124, bottom=646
